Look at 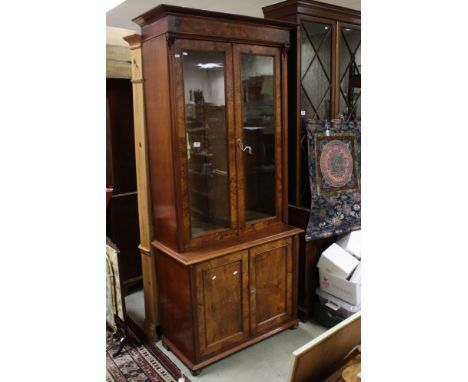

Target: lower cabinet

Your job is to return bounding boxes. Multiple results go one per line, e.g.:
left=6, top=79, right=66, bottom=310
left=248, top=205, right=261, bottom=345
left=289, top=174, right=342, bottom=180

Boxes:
left=156, top=231, right=300, bottom=375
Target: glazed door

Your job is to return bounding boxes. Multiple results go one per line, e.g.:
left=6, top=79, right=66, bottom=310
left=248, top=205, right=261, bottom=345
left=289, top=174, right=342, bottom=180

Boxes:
left=336, top=23, right=361, bottom=122
left=233, top=44, right=284, bottom=233
left=195, top=251, right=250, bottom=356
left=172, top=39, right=238, bottom=249
left=249, top=238, right=293, bottom=335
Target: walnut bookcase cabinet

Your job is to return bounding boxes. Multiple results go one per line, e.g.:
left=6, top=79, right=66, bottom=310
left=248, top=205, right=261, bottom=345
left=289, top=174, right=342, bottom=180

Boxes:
left=134, top=5, right=302, bottom=375
left=263, top=0, right=360, bottom=322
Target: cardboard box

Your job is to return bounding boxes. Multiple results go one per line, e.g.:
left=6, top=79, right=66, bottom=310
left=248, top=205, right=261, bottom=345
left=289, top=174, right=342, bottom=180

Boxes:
left=317, top=243, right=359, bottom=279
left=336, top=230, right=361, bottom=259
left=318, top=269, right=361, bottom=305
left=349, top=262, right=361, bottom=283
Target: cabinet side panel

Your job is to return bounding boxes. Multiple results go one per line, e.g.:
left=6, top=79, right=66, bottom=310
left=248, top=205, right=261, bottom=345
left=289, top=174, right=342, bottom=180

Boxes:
left=142, top=35, right=178, bottom=250
left=156, top=250, right=195, bottom=359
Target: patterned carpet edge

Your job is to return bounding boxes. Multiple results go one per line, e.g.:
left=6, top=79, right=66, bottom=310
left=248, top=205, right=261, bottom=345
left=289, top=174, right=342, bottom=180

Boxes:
left=106, top=330, right=191, bottom=382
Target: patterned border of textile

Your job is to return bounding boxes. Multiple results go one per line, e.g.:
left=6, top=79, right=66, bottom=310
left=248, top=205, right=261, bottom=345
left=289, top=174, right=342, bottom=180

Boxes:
left=305, top=120, right=361, bottom=241
left=107, top=330, right=191, bottom=382
left=106, top=238, right=124, bottom=330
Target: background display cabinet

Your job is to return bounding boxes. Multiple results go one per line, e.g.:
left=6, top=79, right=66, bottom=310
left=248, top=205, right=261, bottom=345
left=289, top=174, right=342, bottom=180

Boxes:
left=263, top=0, right=360, bottom=321
left=134, top=5, right=301, bottom=375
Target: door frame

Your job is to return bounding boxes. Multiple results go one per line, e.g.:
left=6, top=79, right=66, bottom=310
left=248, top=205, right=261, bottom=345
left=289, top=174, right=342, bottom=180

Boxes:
left=232, top=43, right=284, bottom=234
left=171, top=39, right=239, bottom=250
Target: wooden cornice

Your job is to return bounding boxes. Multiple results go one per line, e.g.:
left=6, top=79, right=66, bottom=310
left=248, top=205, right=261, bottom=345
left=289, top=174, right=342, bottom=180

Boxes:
left=263, top=0, right=360, bottom=25
left=123, top=33, right=142, bottom=50
left=133, top=3, right=297, bottom=29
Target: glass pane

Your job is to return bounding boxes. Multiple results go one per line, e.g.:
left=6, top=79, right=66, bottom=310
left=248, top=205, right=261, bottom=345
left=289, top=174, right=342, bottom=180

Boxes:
left=182, top=51, right=230, bottom=236
left=240, top=55, right=276, bottom=222
left=300, top=21, right=332, bottom=120
left=339, top=28, right=361, bottom=121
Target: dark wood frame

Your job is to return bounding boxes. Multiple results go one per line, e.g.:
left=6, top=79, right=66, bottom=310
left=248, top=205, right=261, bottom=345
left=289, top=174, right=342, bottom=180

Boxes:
left=263, top=0, right=360, bottom=322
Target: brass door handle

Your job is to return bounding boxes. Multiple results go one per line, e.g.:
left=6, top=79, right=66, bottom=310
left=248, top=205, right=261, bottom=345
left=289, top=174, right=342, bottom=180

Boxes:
left=237, top=139, right=252, bottom=155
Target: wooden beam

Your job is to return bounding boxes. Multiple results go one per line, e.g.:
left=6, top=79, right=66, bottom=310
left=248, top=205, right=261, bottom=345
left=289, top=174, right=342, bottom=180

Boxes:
left=123, top=34, right=160, bottom=340
left=106, top=44, right=131, bottom=79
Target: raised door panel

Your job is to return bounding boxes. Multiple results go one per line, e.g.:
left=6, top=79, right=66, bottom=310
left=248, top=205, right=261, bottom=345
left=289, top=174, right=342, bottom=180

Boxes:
left=249, top=238, right=293, bottom=335
left=195, top=250, right=249, bottom=357
left=171, top=39, right=239, bottom=251
left=233, top=44, right=284, bottom=234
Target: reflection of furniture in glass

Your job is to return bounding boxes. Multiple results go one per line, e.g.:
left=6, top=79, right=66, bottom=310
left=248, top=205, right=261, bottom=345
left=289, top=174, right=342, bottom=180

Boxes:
left=264, top=0, right=360, bottom=321
left=134, top=5, right=301, bottom=376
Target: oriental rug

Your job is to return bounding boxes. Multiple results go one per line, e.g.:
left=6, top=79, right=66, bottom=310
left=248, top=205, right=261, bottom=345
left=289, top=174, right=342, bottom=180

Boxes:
left=106, top=331, right=190, bottom=382
left=305, top=120, right=361, bottom=241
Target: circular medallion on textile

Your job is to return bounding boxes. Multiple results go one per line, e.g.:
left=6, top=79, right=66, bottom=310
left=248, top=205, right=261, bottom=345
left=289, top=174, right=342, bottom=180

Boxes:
left=319, top=140, right=354, bottom=188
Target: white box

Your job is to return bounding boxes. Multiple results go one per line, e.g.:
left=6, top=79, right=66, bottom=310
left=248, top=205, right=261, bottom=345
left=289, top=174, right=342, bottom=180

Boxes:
left=336, top=230, right=361, bottom=259
left=349, top=262, right=361, bottom=283
left=317, top=243, right=359, bottom=279
left=318, top=269, right=361, bottom=305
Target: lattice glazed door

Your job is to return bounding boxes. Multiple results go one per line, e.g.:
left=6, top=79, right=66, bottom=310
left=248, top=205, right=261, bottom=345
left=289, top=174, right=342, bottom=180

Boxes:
left=299, top=19, right=333, bottom=206
left=300, top=20, right=333, bottom=121
left=338, top=26, right=361, bottom=122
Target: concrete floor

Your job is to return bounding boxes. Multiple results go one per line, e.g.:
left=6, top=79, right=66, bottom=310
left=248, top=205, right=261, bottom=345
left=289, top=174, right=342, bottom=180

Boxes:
left=126, top=289, right=328, bottom=381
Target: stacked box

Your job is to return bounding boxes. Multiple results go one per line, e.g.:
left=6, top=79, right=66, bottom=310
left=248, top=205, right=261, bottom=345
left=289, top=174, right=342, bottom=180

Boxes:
left=336, top=230, right=361, bottom=259
left=317, top=243, right=359, bottom=279
left=316, top=230, right=361, bottom=310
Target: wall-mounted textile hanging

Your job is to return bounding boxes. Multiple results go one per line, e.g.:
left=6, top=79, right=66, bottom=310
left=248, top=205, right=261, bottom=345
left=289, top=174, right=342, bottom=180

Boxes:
left=305, top=120, right=361, bottom=241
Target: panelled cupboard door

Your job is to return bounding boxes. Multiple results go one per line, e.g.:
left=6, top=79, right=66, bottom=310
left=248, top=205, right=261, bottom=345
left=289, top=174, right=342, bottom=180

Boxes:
left=233, top=44, right=284, bottom=233
left=249, top=238, right=293, bottom=335
left=195, top=250, right=250, bottom=357
left=171, top=39, right=239, bottom=250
